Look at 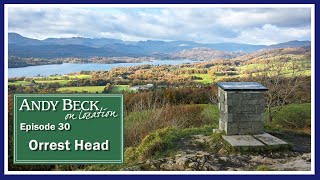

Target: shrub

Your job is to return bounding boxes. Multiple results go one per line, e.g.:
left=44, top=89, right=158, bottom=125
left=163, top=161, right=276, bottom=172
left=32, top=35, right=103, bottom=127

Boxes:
left=125, top=126, right=214, bottom=162
left=271, top=103, right=311, bottom=129
left=256, top=165, right=273, bottom=171
left=201, top=104, right=220, bottom=128
left=124, top=104, right=219, bottom=147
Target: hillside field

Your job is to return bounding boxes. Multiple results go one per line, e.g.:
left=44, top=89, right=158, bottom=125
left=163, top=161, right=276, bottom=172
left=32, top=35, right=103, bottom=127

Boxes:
left=57, top=86, right=105, bottom=93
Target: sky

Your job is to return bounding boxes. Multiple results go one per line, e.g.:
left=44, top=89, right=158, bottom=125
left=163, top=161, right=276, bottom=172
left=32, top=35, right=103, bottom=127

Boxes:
left=7, top=7, right=312, bottom=45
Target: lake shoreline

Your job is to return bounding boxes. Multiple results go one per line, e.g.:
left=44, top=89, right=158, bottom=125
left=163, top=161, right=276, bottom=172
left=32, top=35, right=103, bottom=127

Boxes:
left=8, top=59, right=201, bottom=78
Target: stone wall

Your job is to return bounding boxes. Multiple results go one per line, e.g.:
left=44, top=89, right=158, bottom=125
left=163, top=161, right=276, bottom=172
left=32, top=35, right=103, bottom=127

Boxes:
left=218, top=88, right=265, bottom=135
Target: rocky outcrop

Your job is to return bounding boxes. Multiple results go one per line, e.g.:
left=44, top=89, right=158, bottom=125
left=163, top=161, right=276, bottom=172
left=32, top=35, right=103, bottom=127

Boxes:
left=122, top=151, right=310, bottom=171
left=121, top=134, right=311, bottom=171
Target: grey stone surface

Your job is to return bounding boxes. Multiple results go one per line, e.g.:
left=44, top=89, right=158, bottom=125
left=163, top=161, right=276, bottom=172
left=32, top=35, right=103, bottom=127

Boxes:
left=250, top=124, right=264, bottom=134
left=223, top=133, right=288, bottom=148
left=225, top=122, right=239, bottom=135
left=232, top=113, right=263, bottom=121
left=219, top=119, right=225, bottom=130
left=217, top=82, right=268, bottom=91
left=217, top=83, right=267, bottom=135
left=253, top=133, right=288, bottom=146
left=220, top=112, right=233, bottom=122
left=222, top=135, right=265, bottom=147
left=238, top=128, right=252, bottom=135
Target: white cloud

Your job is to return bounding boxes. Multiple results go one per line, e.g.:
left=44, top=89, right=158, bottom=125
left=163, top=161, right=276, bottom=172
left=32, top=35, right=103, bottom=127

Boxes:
left=216, top=8, right=310, bottom=29
left=229, top=24, right=311, bottom=45
left=7, top=7, right=311, bottom=45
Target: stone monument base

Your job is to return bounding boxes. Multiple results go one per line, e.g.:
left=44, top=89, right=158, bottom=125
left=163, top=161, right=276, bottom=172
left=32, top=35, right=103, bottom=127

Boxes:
left=222, top=133, right=288, bottom=148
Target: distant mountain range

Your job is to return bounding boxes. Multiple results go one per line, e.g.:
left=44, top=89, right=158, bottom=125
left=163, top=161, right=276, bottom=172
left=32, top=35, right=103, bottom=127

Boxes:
left=8, top=32, right=311, bottom=59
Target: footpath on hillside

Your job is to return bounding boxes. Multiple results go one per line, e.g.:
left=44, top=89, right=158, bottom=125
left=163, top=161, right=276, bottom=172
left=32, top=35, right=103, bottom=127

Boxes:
left=122, top=130, right=311, bottom=171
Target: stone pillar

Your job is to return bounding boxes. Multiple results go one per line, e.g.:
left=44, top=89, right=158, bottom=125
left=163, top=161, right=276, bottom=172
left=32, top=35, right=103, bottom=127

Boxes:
left=217, top=82, right=268, bottom=135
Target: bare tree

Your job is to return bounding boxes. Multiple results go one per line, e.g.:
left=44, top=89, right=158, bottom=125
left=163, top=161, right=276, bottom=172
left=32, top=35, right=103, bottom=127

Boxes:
left=248, top=57, right=305, bottom=124
left=208, top=86, right=218, bottom=105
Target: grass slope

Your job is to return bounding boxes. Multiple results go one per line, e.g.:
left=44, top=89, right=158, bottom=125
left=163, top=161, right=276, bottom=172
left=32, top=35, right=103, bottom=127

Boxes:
left=9, top=80, right=71, bottom=85
left=110, top=85, right=130, bottom=93
left=182, top=73, right=214, bottom=84
left=9, top=74, right=91, bottom=86
left=57, top=86, right=105, bottom=93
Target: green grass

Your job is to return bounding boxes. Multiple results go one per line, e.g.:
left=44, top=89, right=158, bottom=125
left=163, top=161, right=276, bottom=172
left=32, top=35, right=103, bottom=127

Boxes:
left=300, top=69, right=311, bottom=76
left=194, top=74, right=214, bottom=84
left=255, top=165, right=274, bottom=171
left=240, top=63, right=264, bottom=71
left=182, top=73, right=214, bottom=84
left=270, top=103, right=311, bottom=130
left=125, top=125, right=215, bottom=162
left=46, top=75, right=64, bottom=79
left=8, top=81, right=30, bottom=86
left=124, top=104, right=219, bottom=148
left=125, top=104, right=219, bottom=130
left=35, top=80, right=71, bottom=85
left=57, top=86, right=105, bottom=93
left=110, top=85, right=130, bottom=93
left=240, top=59, right=311, bottom=78
left=48, top=74, right=92, bottom=79
left=67, top=74, right=92, bottom=79
left=9, top=74, right=92, bottom=86
left=8, top=80, right=71, bottom=85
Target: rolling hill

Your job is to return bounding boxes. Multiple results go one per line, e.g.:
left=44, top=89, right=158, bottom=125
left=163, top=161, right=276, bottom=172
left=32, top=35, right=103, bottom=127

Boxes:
left=173, top=47, right=242, bottom=61
left=8, top=32, right=311, bottom=59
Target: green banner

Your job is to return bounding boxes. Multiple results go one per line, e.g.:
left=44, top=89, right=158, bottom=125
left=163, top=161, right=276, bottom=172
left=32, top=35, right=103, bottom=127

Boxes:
left=13, top=94, right=123, bottom=164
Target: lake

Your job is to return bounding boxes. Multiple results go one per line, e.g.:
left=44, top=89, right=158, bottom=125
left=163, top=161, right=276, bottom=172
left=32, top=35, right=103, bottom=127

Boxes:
left=8, top=59, right=199, bottom=78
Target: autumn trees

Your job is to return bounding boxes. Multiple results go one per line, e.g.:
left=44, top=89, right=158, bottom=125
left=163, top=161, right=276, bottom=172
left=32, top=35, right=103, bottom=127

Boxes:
left=246, top=57, right=309, bottom=124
